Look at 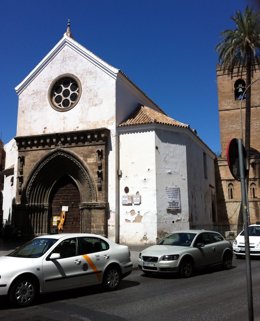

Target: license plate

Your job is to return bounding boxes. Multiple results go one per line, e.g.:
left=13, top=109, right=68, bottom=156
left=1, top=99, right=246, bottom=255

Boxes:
left=143, top=262, right=155, bottom=267
left=238, top=247, right=245, bottom=252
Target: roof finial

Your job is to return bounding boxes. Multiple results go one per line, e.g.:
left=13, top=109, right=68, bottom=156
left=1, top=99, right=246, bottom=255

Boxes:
left=66, top=19, right=73, bottom=38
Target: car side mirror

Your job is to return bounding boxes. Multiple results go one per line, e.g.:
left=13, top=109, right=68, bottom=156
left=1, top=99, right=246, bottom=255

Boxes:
left=196, top=242, right=205, bottom=248
left=49, top=252, right=61, bottom=260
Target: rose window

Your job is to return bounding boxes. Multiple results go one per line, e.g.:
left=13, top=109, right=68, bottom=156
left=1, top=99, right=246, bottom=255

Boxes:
left=50, top=76, right=81, bottom=111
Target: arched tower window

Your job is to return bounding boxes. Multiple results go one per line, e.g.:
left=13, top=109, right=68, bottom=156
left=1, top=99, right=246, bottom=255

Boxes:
left=250, top=183, right=257, bottom=199
left=228, top=183, right=234, bottom=199
left=234, top=79, right=246, bottom=100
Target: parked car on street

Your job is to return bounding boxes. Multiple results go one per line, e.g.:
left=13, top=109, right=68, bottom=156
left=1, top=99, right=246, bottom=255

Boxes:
left=233, top=223, right=260, bottom=258
left=138, top=230, right=233, bottom=278
left=0, top=233, right=133, bottom=307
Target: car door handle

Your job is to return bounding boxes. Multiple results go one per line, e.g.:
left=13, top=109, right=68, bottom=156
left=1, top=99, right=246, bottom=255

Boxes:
left=104, top=255, right=110, bottom=260
left=74, top=259, right=81, bottom=265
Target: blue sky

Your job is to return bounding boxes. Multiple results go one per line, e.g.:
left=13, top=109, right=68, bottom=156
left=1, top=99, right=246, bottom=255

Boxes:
left=0, top=0, right=253, bottom=153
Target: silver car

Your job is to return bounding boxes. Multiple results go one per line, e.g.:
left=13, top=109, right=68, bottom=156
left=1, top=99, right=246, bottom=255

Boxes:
left=138, top=230, right=233, bottom=278
left=0, top=233, right=133, bottom=307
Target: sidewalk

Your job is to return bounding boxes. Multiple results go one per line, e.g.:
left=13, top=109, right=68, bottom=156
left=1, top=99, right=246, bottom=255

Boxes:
left=0, top=238, right=145, bottom=269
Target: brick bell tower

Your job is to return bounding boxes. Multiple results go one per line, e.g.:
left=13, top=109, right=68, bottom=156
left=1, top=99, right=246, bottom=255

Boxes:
left=216, top=66, right=260, bottom=233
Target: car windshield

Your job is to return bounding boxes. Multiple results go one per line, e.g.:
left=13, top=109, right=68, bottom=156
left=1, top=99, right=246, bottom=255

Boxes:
left=241, top=226, right=260, bottom=237
left=8, top=238, right=58, bottom=258
left=159, top=233, right=196, bottom=246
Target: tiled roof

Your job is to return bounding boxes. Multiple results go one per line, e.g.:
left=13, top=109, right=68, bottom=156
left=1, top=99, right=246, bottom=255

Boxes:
left=119, top=105, right=189, bottom=128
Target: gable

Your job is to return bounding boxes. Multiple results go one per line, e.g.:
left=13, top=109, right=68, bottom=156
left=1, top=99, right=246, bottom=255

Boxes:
left=15, top=33, right=119, bottom=95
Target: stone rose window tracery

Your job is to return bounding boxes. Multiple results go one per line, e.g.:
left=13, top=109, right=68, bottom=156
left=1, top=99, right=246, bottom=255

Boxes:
left=49, top=75, right=81, bottom=111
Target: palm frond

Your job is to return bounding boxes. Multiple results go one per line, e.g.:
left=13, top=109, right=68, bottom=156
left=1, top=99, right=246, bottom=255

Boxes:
left=216, top=6, right=260, bottom=76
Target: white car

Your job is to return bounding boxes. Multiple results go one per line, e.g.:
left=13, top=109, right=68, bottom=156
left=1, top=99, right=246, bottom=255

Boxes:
left=0, top=233, right=133, bottom=307
left=138, top=230, right=233, bottom=278
left=233, top=224, right=260, bottom=258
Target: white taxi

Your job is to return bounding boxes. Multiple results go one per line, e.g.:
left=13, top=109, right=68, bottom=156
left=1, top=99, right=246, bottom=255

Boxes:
left=0, top=233, right=132, bottom=307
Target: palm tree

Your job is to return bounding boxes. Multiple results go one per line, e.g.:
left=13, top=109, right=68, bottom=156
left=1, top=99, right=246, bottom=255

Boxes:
left=216, top=6, right=260, bottom=156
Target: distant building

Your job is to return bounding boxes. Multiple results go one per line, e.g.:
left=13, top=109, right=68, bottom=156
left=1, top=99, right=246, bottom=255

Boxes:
left=2, top=26, right=216, bottom=245
left=2, top=139, right=17, bottom=228
left=216, top=66, right=260, bottom=234
left=0, top=140, right=5, bottom=230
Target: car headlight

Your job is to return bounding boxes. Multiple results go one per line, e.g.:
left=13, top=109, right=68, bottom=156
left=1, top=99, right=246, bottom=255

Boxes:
left=233, top=240, right=237, bottom=246
left=255, top=241, right=260, bottom=248
left=161, top=254, right=179, bottom=261
left=139, top=253, right=142, bottom=259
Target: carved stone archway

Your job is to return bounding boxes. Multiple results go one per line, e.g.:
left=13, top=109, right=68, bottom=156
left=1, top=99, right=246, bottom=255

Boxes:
left=14, top=129, right=110, bottom=238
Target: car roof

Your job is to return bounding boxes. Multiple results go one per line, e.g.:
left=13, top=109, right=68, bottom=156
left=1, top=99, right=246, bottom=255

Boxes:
left=35, top=233, right=105, bottom=240
left=167, top=230, right=220, bottom=234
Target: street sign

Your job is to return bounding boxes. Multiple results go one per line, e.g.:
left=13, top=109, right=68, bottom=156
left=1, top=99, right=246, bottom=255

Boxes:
left=226, top=138, right=247, bottom=181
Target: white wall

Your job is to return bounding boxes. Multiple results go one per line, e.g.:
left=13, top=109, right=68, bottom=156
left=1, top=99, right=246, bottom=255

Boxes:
left=2, top=139, right=18, bottom=224
left=16, top=45, right=116, bottom=137
left=117, top=129, right=157, bottom=245
left=186, top=136, right=216, bottom=228
left=116, top=75, right=161, bottom=126
left=155, top=128, right=190, bottom=239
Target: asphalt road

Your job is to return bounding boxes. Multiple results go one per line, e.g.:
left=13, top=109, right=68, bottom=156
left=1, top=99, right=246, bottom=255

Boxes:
left=0, top=258, right=259, bottom=321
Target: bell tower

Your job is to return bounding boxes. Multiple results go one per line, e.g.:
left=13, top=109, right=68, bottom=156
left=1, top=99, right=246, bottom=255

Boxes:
left=216, top=66, right=260, bottom=232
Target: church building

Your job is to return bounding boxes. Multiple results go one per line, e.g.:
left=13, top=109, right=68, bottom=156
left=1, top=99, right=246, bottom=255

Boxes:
left=2, top=25, right=216, bottom=245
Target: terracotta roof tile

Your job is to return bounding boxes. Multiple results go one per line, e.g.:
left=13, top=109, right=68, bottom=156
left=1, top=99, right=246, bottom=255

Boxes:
left=119, top=105, right=189, bottom=128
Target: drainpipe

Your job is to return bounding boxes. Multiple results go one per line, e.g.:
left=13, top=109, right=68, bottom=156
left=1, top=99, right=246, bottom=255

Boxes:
left=115, top=132, right=120, bottom=243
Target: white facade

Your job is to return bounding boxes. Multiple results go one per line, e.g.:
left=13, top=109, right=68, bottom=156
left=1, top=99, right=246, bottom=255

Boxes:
left=2, top=139, right=18, bottom=224
left=2, top=30, right=216, bottom=245
left=118, top=125, right=216, bottom=245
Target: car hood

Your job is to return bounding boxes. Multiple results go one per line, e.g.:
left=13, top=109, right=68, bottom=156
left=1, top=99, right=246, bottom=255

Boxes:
left=141, top=245, right=190, bottom=256
left=0, top=256, right=41, bottom=273
left=235, top=235, right=260, bottom=245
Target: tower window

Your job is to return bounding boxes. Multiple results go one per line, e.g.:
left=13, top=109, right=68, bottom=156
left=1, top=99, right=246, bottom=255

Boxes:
left=203, top=152, right=208, bottom=179
left=228, top=183, right=234, bottom=199
left=234, top=79, right=246, bottom=100
left=250, top=183, right=257, bottom=199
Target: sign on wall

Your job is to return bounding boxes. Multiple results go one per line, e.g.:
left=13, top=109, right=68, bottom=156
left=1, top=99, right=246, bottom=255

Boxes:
left=122, top=191, right=142, bottom=206
left=166, top=186, right=181, bottom=213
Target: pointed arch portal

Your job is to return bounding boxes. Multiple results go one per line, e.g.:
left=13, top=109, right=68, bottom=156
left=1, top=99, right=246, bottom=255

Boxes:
left=17, top=149, right=107, bottom=236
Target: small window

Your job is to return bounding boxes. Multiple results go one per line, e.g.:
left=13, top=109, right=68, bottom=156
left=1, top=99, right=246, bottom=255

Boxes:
left=234, top=79, right=246, bottom=100
left=53, top=238, right=77, bottom=258
left=203, top=152, right=208, bottom=179
left=228, top=183, right=234, bottom=199
left=194, top=233, right=211, bottom=246
left=78, top=237, right=109, bottom=255
left=210, top=232, right=224, bottom=243
left=250, top=183, right=256, bottom=199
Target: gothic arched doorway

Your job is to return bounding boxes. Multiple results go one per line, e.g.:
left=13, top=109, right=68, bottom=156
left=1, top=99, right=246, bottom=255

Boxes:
left=49, top=175, right=80, bottom=233
left=18, top=149, right=100, bottom=236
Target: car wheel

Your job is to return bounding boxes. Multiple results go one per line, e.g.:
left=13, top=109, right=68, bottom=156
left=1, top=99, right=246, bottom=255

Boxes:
left=223, top=252, right=233, bottom=269
left=9, top=276, right=37, bottom=307
left=179, top=258, right=193, bottom=278
left=102, top=266, right=121, bottom=291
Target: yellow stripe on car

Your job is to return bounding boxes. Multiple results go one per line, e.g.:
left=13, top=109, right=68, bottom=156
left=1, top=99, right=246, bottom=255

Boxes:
left=82, top=255, right=102, bottom=281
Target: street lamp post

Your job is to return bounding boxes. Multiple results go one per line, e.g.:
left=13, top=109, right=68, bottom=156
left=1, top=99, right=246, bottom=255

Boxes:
left=237, top=138, right=254, bottom=321
left=238, top=77, right=260, bottom=321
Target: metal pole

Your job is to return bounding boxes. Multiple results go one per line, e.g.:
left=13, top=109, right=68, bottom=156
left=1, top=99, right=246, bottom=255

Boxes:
left=238, top=138, right=254, bottom=321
